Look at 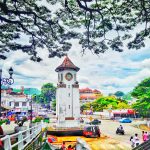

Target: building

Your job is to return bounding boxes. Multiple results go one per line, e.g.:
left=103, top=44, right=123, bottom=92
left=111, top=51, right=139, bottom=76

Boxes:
left=1, top=88, right=31, bottom=113
left=80, top=88, right=102, bottom=103
left=55, top=56, right=80, bottom=123
left=1, top=87, right=41, bottom=114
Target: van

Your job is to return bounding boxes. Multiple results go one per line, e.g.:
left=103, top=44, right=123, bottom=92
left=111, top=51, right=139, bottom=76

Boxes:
left=83, top=125, right=101, bottom=138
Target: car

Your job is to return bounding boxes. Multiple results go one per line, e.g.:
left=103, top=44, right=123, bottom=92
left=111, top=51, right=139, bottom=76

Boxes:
left=83, top=125, right=101, bottom=138
left=87, top=119, right=101, bottom=125
left=119, top=118, right=132, bottom=123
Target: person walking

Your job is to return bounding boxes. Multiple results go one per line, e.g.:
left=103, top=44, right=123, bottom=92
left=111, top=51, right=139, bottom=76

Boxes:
left=133, top=133, right=140, bottom=147
left=130, top=136, right=135, bottom=148
left=143, top=132, right=149, bottom=142
left=142, top=131, right=145, bottom=142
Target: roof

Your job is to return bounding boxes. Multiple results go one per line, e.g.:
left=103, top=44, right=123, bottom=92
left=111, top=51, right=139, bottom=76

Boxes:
left=79, top=88, right=93, bottom=93
left=13, top=88, right=41, bottom=95
left=93, top=89, right=101, bottom=94
left=55, top=56, right=80, bottom=72
left=80, top=94, right=97, bottom=100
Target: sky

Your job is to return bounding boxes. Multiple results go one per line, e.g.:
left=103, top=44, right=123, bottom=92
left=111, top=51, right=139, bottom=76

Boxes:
left=1, top=1, right=150, bottom=95
left=1, top=38, right=150, bottom=95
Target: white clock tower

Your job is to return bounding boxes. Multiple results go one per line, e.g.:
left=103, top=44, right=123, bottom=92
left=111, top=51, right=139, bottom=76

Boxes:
left=55, top=56, right=80, bottom=125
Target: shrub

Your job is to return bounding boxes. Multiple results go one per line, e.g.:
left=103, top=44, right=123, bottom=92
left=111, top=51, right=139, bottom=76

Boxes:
left=32, top=116, right=43, bottom=123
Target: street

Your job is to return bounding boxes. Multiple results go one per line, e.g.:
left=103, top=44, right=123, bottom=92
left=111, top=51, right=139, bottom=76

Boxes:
left=99, top=120, right=143, bottom=146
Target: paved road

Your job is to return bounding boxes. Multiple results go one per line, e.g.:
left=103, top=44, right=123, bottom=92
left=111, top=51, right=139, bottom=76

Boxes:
left=99, top=120, right=143, bottom=146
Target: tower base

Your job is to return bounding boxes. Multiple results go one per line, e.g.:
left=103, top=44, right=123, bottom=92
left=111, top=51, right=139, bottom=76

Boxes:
left=56, top=120, right=80, bottom=128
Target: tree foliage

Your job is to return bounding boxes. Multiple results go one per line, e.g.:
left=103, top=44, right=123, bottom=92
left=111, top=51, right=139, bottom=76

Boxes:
left=33, top=83, right=56, bottom=104
left=82, top=96, right=129, bottom=111
left=114, top=91, right=125, bottom=97
left=131, top=77, right=150, bottom=117
left=51, top=99, right=56, bottom=111
left=0, top=0, right=150, bottom=61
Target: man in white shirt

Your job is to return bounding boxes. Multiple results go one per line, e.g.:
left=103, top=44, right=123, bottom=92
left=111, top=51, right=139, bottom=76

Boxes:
left=133, top=133, right=140, bottom=147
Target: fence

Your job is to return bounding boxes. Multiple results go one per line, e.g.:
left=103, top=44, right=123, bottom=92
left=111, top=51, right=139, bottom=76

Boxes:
left=0, top=123, right=42, bottom=150
left=133, top=139, right=150, bottom=150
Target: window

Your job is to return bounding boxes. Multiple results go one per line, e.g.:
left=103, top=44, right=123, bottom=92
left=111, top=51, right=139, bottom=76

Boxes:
left=15, top=102, right=19, bottom=107
left=68, top=93, right=70, bottom=97
left=22, top=102, right=26, bottom=106
left=74, top=74, right=76, bottom=81
left=69, top=105, right=70, bottom=109
left=68, top=85, right=70, bottom=88
left=9, top=102, right=11, bottom=106
left=61, top=74, right=63, bottom=81
left=58, top=74, right=60, bottom=81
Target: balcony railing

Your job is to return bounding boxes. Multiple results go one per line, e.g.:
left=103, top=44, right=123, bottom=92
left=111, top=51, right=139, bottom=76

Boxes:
left=0, top=123, right=42, bottom=150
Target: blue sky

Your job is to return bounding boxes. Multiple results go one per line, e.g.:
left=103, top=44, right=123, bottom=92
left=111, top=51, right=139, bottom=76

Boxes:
left=1, top=39, right=150, bottom=95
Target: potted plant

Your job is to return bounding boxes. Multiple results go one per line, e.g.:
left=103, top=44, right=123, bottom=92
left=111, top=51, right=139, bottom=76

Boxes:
left=29, top=116, right=43, bottom=128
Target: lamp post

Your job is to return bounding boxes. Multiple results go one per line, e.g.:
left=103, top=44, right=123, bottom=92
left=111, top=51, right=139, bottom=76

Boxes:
left=0, top=67, right=14, bottom=116
left=30, top=97, right=33, bottom=124
left=26, top=88, right=33, bottom=125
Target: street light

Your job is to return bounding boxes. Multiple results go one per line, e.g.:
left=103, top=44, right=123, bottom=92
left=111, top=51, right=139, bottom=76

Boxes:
left=26, top=88, right=33, bottom=125
left=0, top=67, right=14, bottom=116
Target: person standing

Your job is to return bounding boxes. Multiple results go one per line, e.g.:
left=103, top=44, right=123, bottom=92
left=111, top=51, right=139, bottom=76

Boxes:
left=61, top=141, right=66, bottom=150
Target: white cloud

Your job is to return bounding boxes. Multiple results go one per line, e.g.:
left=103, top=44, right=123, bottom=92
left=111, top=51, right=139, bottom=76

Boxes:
left=1, top=34, right=150, bottom=95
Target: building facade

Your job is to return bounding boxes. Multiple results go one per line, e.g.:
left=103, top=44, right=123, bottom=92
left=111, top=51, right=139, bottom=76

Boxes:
left=55, top=56, right=80, bottom=122
left=1, top=89, right=30, bottom=113
left=1, top=87, right=41, bottom=114
left=80, top=88, right=102, bottom=103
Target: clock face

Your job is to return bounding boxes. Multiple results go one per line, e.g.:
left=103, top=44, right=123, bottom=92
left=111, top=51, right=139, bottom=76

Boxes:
left=65, top=73, right=73, bottom=81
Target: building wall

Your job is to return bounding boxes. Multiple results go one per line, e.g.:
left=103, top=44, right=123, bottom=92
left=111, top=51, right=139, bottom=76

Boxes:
left=2, top=93, right=30, bottom=112
left=56, top=70, right=80, bottom=119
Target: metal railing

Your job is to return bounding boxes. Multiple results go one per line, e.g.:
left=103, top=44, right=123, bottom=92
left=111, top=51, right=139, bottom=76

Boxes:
left=133, top=139, right=150, bottom=150
left=0, top=123, right=42, bottom=150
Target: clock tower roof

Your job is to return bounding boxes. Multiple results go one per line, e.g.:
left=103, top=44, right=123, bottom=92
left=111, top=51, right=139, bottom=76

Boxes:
left=55, top=56, right=80, bottom=72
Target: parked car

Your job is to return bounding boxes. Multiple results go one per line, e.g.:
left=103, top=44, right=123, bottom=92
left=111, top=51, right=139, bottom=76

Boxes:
left=119, top=118, right=132, bottom=123
left=87, top=119, right=101, bottom=125
left=83, top=125, right=101, bottom=138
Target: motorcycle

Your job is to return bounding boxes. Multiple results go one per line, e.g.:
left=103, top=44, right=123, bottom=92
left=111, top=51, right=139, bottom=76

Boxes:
left=116, top=128, right=125, bottom=135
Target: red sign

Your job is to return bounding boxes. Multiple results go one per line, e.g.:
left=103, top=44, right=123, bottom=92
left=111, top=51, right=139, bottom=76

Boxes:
left=127, top=109, right=135, bottom=114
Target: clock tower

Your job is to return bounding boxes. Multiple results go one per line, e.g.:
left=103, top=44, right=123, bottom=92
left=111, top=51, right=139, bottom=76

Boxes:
left=55, top=56, right=80, bottom=124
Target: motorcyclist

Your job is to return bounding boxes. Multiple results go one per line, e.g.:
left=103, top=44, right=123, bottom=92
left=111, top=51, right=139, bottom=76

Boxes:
left=116, top=125, right=124, bottom=135
left=118, top=125, right=123, bottom=130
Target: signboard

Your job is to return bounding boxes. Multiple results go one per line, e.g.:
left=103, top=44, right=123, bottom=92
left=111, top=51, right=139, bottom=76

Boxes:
left=14, top=108, right=21, bottom=112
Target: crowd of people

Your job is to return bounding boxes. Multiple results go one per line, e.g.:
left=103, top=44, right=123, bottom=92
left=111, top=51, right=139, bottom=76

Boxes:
left=130, top=131, right=150, bottom=148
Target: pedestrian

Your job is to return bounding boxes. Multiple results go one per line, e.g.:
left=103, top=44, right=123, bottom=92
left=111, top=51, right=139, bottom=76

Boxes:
left=61, top=141, right=66, bottom=150
left=67, top=145, right=73, bottom=150
left=130, top=136, right=135, bottom=148
left=142, top=131, right=145, bottom=142
left=133, top=133, right=140, bottom=147
left=0, top=139, right=4, bottom=150
left=143, top=132, right=149, bottom=142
